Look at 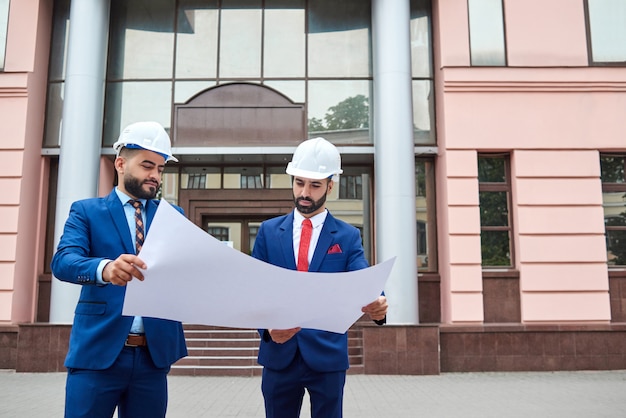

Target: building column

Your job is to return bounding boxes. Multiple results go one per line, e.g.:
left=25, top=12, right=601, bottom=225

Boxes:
left=372, top=0, right=419, bottom=324
left=49, top=0, right=110, bottom=323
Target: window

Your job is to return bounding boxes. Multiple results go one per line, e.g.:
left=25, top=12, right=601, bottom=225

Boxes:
left=467, top=0, right=506, bottom=66
left=248, top=225, right=259, bottom=255
left=586, top=0, right=626, bottom=64
left=416, top=159, right=437, bottom=271
left=0, top=0, right=9, bottom=71
left=241, top=174, right=263, bottom=189
left=207, top=226, right=229, bottom=241
left=339, top=175, right=362, bottom=200
left=601, top=154, right=626, bottom=266
left=187, top=173, right=206, bottom=189
left=478, top=154, right=512, bottom=267
left=180, top=167, right=220, bottom=190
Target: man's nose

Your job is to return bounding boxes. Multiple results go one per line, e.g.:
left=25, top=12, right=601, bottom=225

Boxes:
left=149, top=168, right=162, bottom=179
left=299, top=185, right=312, bottom=197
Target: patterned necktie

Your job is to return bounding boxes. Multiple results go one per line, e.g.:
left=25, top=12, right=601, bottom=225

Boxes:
left=297, top=218, right=313, bottom=272
left=129, top=200, right=144, bottom=254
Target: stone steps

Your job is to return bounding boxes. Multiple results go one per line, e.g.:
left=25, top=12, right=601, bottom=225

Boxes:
left=171, top=325, right=364, bottom=376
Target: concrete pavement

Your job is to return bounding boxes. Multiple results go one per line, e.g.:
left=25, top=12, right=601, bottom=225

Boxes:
left=1, top=370, right=625, bottom=417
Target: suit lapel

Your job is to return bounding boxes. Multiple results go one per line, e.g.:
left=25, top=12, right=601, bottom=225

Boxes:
left=309, top=213, right=337, bottom=272
left=279, top=212, right=297, bottom=270
left=105, top=191, right=135, bottom=254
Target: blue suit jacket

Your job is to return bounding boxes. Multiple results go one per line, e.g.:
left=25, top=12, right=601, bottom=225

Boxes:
left=51, top=191, right=188, bottom=370
left=252, top=210, right=369, bottom=373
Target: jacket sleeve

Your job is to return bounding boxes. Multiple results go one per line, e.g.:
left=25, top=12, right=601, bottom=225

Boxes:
left=50, top=201, right=104, bottom=285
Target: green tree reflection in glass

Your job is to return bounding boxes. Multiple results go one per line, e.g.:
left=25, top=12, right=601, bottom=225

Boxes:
left=308, top=94, right=368, bottom=131
left=601, top=155, right=626, bottom=265
left=606, top=215, right=626, bottom=265
left=600, top=156, right=625, bottom=184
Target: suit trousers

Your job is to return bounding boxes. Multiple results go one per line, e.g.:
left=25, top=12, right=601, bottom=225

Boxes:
left=261, top=349, right=346, bottom=418
left=65, top=346, right=170, bottom=418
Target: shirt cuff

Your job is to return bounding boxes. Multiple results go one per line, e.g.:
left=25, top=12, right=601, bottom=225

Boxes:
left=96, top=259, right=112, bottom=285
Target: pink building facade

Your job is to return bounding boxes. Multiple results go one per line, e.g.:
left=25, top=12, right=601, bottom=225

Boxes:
left=1, top=0, right=626, bottom=374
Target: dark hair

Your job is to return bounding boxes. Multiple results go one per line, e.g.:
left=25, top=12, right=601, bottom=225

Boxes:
left=118, top=147, right=141, bottom=158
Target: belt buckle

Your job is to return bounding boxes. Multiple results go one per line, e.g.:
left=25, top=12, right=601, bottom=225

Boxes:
left=125, top=333, right=145, bottom=347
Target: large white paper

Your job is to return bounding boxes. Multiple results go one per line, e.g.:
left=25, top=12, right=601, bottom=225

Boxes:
left=122, top=199, right=395, bottom=334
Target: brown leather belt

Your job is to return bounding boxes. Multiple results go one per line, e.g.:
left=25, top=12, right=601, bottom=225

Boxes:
left=125, top=334, right=147, bottom=347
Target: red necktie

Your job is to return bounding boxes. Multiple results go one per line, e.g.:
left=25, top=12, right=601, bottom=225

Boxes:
left=297, top=218, right=312, bottom=271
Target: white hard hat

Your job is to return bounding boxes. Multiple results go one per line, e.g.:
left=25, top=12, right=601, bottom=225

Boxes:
left=286, top=137, right=343, bottom=181
left=113, top=121, right=178, bottom=163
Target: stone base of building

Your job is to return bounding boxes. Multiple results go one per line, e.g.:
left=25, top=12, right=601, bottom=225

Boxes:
left=2, top=323, right=626, bottom=374
left=439, top=323, right=626, bottom=372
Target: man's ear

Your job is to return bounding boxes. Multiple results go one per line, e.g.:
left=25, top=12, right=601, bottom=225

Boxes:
left=327, top=179, right=334, bottom=192
left=114, top=156, right=125, bottom=174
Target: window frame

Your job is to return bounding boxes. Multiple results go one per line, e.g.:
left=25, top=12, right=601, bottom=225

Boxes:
left=0, top=0, right=9, bottom=71
left=478, top=153, right=514, bottom=268
left=467, top=0, right=507, bottom=67
left=600, top=153, right=626, bottom=267
left=415, top=157, right=437, bottom=273
left=584, top=0, right=626, bottom=66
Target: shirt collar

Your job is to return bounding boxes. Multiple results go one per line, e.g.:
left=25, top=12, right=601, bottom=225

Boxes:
left=294, top=208, right=327, bottom=229
left=115, top=187, right=147, bottom=207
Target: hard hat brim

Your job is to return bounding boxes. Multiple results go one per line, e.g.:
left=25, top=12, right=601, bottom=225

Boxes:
left=113, top=141, right=178, bottom=163
left=286, top=164, right=341, bottom=181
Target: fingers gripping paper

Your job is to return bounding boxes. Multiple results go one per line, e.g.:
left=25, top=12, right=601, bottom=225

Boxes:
left=122, top=199, right=394, bottom=334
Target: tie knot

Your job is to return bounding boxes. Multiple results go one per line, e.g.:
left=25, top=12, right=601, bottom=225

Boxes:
left=129, top=199, right=142, bottom=210
left=302, top=218, right=312, bottom=228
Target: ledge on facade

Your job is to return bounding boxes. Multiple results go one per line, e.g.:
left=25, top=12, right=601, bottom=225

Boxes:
left=481, top=269, right=520, bottom=279
left=0, top=324, right=19, bottom=333
left=440, top=322, right=624, bottom=333
left=608, top=269, right=626, bottom=278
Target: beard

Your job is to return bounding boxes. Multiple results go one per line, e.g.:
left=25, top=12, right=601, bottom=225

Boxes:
left=124, top=174, right=160, bottom=200
left=294, top=192, right=327, bottom=215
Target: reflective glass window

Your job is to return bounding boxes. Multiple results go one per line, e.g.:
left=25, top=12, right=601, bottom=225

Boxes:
left=0, top=0, right=8, bottom=71
left=587, top=0, right=626, bottom=63
left=44, top=83, right=64, bottom=147
left=307, top=80, right=371, bottom=144
left=601, top=154, right=626, bottom=266
left=410, top=0, right=433, bottom=78
left=48, top=0, right=70, bottom=81
left=468, top=0, right=506, bottom=66
left=175, top=80, right=217, bottom=103
left=108, top=0, right=175, bottom=79
left=416, top=159, right=436, bottom=271
left=264, top=0, right=305, bottom=77
left=308, top=0, right=371, bottom=77
left=413, top=80, right=435, bottom=145
left=478, top=155, right=513, bottom=267
left=103, top=81, right=173, bottom=146
left=176, top=0, right=219, bottom=78
left=219, top=0, right=262, bottom=78
left=262, top=80, right=305, bottom=103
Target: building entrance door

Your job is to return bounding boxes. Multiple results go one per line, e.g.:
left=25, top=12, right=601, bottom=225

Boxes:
left=203, top=216, right=266, bottom=255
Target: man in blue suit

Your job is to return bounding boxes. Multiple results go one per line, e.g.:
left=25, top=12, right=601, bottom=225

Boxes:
left=51, top=121, right=187, bottom=418
left=252, top=137, right=388, bottom=418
